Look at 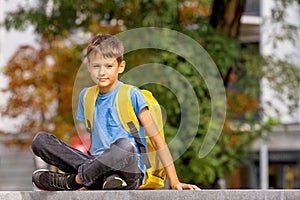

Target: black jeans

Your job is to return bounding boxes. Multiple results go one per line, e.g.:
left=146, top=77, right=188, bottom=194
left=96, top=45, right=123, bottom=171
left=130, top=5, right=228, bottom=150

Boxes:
left=32, top=132, right=142, bottom=190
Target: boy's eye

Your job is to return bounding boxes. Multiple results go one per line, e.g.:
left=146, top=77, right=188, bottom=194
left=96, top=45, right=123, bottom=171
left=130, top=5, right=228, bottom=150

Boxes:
left=90, top=62, right=114, bottom=69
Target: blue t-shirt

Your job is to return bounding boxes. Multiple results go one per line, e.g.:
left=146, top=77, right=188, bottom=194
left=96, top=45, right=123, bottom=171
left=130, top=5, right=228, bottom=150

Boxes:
left=77, top=81, right=148, bottom=178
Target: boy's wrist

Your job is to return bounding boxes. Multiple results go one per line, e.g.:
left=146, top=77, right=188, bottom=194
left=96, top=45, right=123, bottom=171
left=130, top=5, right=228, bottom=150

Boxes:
left=168, top=177, right=180, bottom=189
left=171, top=181, right=181, bottom=188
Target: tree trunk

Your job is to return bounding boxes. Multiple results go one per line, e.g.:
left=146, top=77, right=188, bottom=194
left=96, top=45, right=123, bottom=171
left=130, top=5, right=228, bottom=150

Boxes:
left=210, top=0, right=246, bottom=37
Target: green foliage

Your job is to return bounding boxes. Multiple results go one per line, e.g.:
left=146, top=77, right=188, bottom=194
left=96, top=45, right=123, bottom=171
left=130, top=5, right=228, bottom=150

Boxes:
left=2, top=0, right=300, bottom=188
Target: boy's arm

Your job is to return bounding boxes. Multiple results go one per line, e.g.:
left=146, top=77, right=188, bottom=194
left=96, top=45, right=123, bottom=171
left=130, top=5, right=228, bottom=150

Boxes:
left=138, top=108, right=200, bottom=190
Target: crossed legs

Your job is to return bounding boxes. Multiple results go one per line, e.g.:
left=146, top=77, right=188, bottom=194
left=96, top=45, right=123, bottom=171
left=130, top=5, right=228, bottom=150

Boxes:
left=32, top=132, right=142, bottom=190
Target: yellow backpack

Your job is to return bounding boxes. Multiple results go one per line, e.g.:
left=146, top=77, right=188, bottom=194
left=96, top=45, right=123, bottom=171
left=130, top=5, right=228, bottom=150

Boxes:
left=83, top=83, right=166, bottom=189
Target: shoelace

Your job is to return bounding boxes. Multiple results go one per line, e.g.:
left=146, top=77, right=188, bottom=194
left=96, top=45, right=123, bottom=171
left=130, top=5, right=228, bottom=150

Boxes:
left=49, top=172, right=72, bottom=190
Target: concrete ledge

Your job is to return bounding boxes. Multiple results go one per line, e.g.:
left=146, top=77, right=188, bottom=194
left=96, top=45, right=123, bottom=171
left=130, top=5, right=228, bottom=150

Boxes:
left=1, top=190, right=300, bottom=200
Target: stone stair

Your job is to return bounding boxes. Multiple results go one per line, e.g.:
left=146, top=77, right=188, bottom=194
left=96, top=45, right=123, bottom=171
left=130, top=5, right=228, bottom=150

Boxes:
left=1, top=190, right=300, bottom=200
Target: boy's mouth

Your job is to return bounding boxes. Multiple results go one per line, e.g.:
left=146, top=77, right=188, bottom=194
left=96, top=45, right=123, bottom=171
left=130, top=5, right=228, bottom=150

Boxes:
left=98, top=77, right=108, bottom=82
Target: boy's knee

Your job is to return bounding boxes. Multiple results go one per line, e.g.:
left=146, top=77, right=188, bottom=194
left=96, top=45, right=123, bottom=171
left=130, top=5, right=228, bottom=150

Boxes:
left=113, top=138, right=136, bottom=153
left=32, top=132, right=50, bottom=153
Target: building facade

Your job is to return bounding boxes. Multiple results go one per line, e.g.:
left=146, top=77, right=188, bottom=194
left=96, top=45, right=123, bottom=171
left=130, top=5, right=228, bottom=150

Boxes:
left=236, top=0, right=300, bottom=189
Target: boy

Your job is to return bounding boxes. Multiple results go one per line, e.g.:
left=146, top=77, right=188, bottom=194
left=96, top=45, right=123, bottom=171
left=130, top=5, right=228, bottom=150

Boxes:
left=31, top=33, right=199, bottom=191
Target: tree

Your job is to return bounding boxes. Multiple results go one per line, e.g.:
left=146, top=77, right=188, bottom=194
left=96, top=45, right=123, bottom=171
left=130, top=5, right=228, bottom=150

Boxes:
left=2, top=0, right=299, bottom=187
left=1, top=39, right=84, bottom=144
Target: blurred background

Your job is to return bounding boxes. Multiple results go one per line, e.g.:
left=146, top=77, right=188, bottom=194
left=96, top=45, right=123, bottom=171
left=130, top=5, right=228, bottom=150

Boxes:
left=0, top=0, right=299, bottom=190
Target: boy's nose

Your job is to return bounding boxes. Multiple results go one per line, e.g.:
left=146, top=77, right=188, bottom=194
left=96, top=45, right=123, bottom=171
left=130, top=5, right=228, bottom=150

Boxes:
left=98, top=66, right=106, bottom=75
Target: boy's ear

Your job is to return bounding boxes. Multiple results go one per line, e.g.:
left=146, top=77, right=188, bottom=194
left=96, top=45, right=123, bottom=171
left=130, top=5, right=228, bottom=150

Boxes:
left=118, top=61, right=126, bottom=74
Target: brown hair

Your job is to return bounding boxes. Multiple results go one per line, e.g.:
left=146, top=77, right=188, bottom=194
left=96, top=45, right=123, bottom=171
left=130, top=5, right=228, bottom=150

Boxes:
left=87, top=34, right=124, bottom=64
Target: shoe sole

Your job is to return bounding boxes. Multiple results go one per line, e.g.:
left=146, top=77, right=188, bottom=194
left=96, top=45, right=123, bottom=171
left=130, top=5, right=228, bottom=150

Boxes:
left=103, top=176, right=127, bottom=190
left=33, top=168, right=49, bottom=174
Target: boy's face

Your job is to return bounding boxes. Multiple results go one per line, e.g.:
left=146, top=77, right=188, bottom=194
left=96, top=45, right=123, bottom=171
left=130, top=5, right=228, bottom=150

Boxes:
left=87, top=54, right=125, bottom=94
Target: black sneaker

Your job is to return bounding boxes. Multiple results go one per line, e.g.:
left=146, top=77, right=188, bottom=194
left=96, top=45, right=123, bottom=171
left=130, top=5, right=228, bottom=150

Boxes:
left=102, top=174, right=127, bottom=190
left=32, top=169, right=82, bottom=191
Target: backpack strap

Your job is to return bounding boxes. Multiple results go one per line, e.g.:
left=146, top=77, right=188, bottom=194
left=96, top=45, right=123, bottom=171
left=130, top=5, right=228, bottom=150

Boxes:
left=116, top=84, right=140, bottom=132
left=83, top=85, right=99, bottom=133
left=117, top=84, right=151, bottom=168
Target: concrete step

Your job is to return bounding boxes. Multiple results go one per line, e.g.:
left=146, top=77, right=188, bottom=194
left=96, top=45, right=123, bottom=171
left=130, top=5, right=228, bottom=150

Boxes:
left=0, top=190, right=300, bottom=200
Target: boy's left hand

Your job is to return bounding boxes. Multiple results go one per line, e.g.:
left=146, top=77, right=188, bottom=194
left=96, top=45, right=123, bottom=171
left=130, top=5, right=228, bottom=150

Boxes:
left=172, top=182, right=201, bottom=190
